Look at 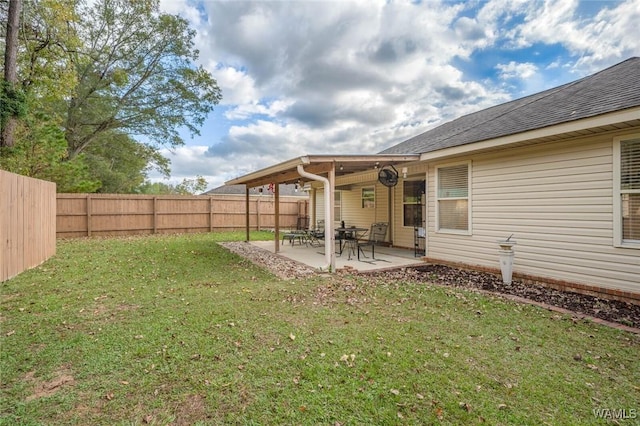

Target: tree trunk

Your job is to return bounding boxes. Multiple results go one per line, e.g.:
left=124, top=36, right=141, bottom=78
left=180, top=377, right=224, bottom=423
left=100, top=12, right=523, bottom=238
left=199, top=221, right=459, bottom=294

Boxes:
left=1, top=0, right=23, bottom=148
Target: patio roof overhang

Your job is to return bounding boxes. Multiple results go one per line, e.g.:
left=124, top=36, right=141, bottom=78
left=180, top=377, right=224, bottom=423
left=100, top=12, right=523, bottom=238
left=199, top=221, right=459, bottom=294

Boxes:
left=225, top=153, right=420, bottom=272
left=225, top=154, right=421, bottom=188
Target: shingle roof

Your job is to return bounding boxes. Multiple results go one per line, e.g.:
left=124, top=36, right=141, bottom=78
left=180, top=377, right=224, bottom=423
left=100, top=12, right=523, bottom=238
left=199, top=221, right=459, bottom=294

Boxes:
left=380, top=57, right=640, bottom=155
left=204, top=183, right=305, bottom=197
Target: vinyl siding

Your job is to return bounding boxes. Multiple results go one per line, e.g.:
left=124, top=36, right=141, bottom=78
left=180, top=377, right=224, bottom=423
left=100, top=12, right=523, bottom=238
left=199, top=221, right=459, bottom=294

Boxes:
left=425, top=131, right=640, bottom=293
left=314, top=182, right=391, bottom=237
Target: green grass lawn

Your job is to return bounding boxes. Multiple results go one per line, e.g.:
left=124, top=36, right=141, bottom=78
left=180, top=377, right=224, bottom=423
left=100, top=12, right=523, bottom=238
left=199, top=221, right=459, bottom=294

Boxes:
left=1, top=232, right=638, bottom=425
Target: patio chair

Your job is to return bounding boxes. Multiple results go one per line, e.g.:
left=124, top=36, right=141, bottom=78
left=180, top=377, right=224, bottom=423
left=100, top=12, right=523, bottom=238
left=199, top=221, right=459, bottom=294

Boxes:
left=357, top=222, right=388, bottom=260
left=305, top=220, right=325, bottom=247
left=282, top=215, right=309, bottom=246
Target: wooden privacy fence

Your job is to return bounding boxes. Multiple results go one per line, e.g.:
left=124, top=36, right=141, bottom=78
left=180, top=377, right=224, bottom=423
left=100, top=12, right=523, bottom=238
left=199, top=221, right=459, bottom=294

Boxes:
left=57, top=193, right=309, bottom=238
left=1, top=170, right=56, bottom=282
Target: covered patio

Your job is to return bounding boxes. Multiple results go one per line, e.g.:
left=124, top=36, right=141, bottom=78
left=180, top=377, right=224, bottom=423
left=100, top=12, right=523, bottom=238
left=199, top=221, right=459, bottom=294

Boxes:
left=226, top=154, right=420, bottom=273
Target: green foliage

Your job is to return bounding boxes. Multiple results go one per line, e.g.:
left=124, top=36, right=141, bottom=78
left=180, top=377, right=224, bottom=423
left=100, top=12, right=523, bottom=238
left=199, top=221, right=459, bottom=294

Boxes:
left=17, top=0, right=80, bottom=109
left=65, top=0, right=222, bottom=157
left=137, top=175, right=209, bottom=195
left=2, top=0, right=221, bottom=193
left=0, top=107, right=100, bottom=192
left=84, top=132, right=170, bottom=193
left=0, top=80, right=28, bottom=128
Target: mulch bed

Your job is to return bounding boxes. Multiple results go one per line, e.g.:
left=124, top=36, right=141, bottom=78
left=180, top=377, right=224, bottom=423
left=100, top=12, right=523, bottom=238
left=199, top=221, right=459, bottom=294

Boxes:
left=366, top=264, right=640, bottom=331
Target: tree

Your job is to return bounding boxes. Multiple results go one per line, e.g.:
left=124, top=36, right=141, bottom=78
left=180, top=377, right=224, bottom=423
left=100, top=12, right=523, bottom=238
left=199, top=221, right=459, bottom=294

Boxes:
left=1, top=0, right=24, bottom=147
left=84, top=132, right=170, bottom=193
left=1, top=0, right=220, bottom=194
left=1, top=110, right=101, bottom=192
left=1, top=0, right=89, bottom=189
left=137, top=176, right=208, bottom=195
left=64, top=0, right=221, bottom=158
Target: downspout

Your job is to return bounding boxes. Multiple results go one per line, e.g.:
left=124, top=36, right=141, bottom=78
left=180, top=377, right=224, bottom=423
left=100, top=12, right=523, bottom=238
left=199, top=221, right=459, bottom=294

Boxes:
left=297, top=164, right=335, bottom=272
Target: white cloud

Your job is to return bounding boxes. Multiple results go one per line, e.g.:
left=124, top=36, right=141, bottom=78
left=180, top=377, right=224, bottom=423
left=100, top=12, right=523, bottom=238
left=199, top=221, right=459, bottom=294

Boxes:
left=153, top=0, right=640, bottom=187
left=496, top=61, right=539, bottom=80
left=209, top=65, right=260, bottom=106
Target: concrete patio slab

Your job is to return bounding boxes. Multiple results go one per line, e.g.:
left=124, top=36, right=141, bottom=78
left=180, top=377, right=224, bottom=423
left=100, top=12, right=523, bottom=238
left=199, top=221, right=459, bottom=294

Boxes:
left=250, top=239, right=426, bottom=272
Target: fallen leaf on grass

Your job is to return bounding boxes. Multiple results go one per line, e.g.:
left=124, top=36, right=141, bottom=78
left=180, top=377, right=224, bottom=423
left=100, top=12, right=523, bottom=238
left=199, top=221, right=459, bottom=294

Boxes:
left=390, top=389, right=400, bottom=395
left=459, top=402, right=472, bottom=412
left=435, top=407, right=444, bottom=419
left=289, top=333, right=296, bottom=341
left=105, top=392, right=114, bottom=401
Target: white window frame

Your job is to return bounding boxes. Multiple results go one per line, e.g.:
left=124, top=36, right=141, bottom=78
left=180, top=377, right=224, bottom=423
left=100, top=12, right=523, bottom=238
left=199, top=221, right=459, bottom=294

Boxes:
left=402, top=179, right=425, bottom=228
left=334, top=191, right=342, bottom=222
left=435, top=160, right=472, bottom=235
left=613, top=134, right=640, bottom=248
left=362, top=187, right=375, bottom=209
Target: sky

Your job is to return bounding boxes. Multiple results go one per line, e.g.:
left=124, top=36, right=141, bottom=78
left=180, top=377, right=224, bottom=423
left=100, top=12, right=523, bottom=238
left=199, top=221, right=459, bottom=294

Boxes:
left=151, top=0, right=640, bottom=192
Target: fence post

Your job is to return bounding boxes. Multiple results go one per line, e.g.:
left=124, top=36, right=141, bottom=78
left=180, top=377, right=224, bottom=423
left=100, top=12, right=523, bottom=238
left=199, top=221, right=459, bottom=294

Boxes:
left=86, top=194, right=92, bottom=237
left=257, top=198, right=261, bottom=231
left=209, top=197, right=213, bottom=232
left=245, top=187, right=250, bottom=241
left=153, top=196, right=157, bottom=234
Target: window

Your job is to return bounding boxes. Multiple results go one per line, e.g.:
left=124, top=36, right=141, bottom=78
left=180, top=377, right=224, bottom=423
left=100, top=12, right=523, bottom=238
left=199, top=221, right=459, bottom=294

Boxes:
left=403, top=180, right=425, bottom=227
left=436, top=162, right=470, bottom=233
left=362, top=187, right=375, bottom=208
left=614, top=136, right=640, bottom=247
left=334, top=191, right=342, bottom=222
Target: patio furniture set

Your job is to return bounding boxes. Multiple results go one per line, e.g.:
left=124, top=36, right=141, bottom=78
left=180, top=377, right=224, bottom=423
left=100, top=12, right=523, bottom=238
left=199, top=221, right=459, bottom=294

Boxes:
left=282, top=218, right=388, bottom=262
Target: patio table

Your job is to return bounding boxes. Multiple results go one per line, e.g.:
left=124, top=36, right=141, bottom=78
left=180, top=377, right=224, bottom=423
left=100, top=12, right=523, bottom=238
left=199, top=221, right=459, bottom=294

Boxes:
left=336, top=227, right=368, bottom=260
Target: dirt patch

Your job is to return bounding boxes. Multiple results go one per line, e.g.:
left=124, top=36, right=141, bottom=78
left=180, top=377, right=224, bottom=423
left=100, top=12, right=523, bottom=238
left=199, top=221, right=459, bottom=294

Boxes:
left=172, top=394, right=207, bottom=425
left=25, top=367, right=75, bottom=401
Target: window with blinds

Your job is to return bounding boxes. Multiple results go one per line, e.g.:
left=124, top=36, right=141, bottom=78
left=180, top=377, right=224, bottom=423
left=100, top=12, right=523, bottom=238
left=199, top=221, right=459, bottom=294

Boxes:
left=620, top=138, right=640, bottom=243
left=436, top=162, right=470, bottom=233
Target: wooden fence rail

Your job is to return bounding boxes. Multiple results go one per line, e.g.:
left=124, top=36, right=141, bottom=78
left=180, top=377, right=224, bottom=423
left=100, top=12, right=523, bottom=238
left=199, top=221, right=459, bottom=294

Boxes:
left=1, top=171, right=56, bottom=282
left=56, top=193, right=308, bottom=238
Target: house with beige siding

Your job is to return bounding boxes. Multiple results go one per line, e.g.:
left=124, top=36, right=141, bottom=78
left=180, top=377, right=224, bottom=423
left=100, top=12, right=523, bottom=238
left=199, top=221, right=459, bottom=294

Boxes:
left=227, top=57, right=640, bottom=302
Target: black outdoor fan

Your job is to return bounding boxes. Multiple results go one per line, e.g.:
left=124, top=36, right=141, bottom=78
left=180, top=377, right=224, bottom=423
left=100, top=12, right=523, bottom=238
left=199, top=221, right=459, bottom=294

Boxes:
left=378, top=165, right=399, bottom=187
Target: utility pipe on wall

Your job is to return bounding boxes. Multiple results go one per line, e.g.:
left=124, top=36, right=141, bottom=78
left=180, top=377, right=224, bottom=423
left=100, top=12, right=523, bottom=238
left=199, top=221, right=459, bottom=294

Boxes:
left=296, top=164, right=335, bottom=272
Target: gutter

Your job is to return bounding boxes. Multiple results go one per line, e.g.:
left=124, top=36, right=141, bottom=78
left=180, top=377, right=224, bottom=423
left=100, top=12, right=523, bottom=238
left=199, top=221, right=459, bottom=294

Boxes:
left=296, top=164, right=335, bottom=272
